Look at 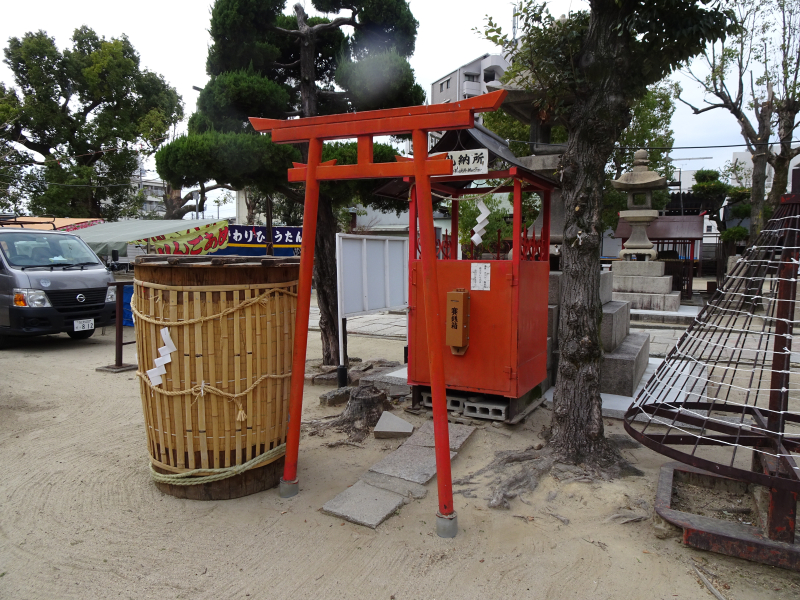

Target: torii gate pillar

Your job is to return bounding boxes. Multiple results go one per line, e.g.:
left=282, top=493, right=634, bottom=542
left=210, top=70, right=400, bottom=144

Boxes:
left=250, top=92, right=507, bottom=537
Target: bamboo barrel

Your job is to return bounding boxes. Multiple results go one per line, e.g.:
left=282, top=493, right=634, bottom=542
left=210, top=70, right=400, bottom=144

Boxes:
left=132, top=256, right=300, bottom=500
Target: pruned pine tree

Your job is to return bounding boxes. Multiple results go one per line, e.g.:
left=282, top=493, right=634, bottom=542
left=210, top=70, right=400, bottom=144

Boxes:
left=156, top=0, right=424, bottom=365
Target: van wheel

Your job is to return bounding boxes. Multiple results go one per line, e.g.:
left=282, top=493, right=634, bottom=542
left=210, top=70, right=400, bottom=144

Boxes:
left=0, top=335, right=13, bottom=349
left=68, top=329, right=95, bottom=340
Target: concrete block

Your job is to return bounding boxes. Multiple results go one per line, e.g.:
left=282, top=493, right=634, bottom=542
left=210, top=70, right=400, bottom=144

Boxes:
left=613, top=275, right=673, bottom=295
left=359, top=367, right=407, bottom=390
left=612, top=291, right=680, bottom=312
left=321, top=481, right=404, bottom=528
left=319, top=386, right=354, bottom=407
left=546, top=336, right=553, bottom=370
left=373, top=412, right=414, bottom=439
left=547, top=305, right=559, bottom=343
left=601, top=301, right=630, bottom=353
left=387, top=385, right=412, bottom=399
left=612, top=261, right=665, bottom=277
left=403, top=420, right=475, bottom=451
left=359, top=471, right=427, bottom=500
left=350, top=365, right=395, bottom=386
left=601, top=332, right=650, bottom=397
left=600, top=271, right=613, bottom=305
left=312, top=370, right=339, bottom=385
left=369, top=444, right=457, bottom=485
left=463, top=398, right=508, bottom=421
left=421, top=391, right=467, bottom=414
left=548, top=271, right=563, bottom=305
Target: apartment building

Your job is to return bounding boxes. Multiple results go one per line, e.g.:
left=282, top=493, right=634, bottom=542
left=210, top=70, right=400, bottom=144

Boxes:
left=430, top=54, right=509, bottom=105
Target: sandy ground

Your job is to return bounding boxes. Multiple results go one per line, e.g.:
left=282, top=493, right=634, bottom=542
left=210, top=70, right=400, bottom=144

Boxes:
left=2, top=327, right=800, bottom=600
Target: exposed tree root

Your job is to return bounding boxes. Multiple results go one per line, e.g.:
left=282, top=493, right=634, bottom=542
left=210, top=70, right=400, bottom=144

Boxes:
left=308, top=386, right=393, bottom=443
left=459, top=434, right=644, bottom=510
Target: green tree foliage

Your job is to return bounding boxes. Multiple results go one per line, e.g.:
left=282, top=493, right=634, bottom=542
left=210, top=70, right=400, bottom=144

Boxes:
left=157, top=1, right=425, bottom=364
left=480, top=80, right=678, bottom=235
left=482, top=1, right=735, bottom=464
left=681, top=0, right=800, bottom=237
left=0, top=28, right=183, bottom=219
left=691, top=168, right=751, bottom=238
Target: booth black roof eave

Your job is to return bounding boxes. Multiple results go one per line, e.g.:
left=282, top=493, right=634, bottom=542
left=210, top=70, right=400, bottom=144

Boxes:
left=372, top=126, right=556, bottom=201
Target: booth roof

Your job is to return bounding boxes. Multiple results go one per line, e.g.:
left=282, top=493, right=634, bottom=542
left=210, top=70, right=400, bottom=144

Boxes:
left=374, top=124, right=555, bottom=201
left=0, top=217, right=102, bottom=231
left=71, top=219, right=226, bottom=255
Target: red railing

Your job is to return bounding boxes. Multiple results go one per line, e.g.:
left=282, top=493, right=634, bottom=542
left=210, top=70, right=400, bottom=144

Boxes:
left=413, top=227, right=548, bottom=262
left=518, top=227, right=546, bottom=261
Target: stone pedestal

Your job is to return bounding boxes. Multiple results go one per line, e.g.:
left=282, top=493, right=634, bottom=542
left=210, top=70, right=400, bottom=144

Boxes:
left=611, top=260, right=680, bottom=312
left=618, top=209, right=658, bottom=261
left=548, top=270, right=649, bottom=397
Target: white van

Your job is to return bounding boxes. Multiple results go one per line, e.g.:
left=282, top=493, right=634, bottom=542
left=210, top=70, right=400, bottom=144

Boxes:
left=0, top=229, right=116, bottom=345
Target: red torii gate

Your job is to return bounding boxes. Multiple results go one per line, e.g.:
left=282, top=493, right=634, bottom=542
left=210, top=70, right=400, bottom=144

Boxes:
left=250, top=91, right=508, bottom=537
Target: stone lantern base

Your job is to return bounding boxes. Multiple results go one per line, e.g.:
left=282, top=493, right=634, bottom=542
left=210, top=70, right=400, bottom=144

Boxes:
left=618, top=210, right=658, bottom=261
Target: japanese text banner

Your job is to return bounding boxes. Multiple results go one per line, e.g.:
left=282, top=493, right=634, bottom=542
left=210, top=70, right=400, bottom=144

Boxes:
left=133, top=221, right=229, bottom=255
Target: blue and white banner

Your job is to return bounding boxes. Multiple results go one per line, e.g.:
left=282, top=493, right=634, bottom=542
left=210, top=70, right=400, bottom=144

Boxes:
left=215, top=224, right=302, bottom=256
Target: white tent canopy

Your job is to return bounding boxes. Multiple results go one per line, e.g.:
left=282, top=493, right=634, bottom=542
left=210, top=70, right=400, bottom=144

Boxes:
left=71, top=219, right=225, bottom=256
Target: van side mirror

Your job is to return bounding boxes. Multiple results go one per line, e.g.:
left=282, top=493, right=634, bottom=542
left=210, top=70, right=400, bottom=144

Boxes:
left=111, top=249, right=119, bottom=262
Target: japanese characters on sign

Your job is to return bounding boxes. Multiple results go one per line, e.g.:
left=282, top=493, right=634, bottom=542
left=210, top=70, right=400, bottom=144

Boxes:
left=445, top=289, right=469, bottom=348
left=272, top=226, right=302, bottom=248
left=432, top=149, right=489, bottom=176
left=470, top=263, right=491, bottom=291
left=133, top=221, right=229, bottom=256
left=229, top=225, right=267, bottom=245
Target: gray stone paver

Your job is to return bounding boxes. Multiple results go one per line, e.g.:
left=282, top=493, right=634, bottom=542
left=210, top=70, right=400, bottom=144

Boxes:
left=321, top=481, right=405, bottom=528
left=369, top=444, right=457, bottom=485
left=403, top=421, right=475, bottom=452
left=374, top=411, right=414, bottom=438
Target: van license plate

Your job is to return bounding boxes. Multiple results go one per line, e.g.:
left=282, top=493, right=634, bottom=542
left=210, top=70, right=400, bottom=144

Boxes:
left=74, top=319, right=95, bottom=331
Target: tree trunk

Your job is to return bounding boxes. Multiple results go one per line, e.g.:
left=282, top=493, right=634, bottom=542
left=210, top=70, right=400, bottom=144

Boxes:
left=750, top=151, right=769, bottom=236
left=295, top=4, right=318, bottom=119
left=313, top=194, right=341, bottom=366
left=766, top=107, right=800, bottom=209
left=767, top=151, right=791, bottom=208
left=549, top=2, right=631, bottom=465
left=748, top=100, right=773, bottom=238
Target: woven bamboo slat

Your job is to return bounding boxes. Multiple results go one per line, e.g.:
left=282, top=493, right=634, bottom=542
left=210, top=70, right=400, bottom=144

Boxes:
left=132, top=258, right=299, bottom=489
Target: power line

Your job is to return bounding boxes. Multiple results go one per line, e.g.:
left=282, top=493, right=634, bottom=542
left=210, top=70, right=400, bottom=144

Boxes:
left=508, top=139, right=800, bottom=151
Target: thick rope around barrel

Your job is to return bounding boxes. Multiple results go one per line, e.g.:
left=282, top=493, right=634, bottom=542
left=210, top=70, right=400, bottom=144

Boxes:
left=136, top=369, right=291, bottom=422
left=149, top=443, right=286, bottom=485
left=130, top=286, right=298, bottom=327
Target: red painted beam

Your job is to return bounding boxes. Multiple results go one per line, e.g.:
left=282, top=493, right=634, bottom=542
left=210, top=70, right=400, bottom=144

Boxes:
left=288, top=158, right=453, bottom=182
left=265, top=111, right=474, bottom=144
left=250, top=91, right=507, bottom=133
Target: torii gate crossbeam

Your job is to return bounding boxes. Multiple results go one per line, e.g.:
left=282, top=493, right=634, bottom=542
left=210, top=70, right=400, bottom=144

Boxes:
left=250, top=91, right=507, bottom=537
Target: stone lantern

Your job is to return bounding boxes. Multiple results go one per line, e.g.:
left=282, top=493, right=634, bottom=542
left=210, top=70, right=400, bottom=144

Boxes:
left=610, top=150, right=679, bottom=312
left=611, top=149, right=666, bottom=261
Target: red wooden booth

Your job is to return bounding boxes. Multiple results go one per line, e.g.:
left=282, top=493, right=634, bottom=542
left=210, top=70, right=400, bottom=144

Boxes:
left=249, top=91, right=553, bottom=537
left=406, top=166, right=553, bottom=404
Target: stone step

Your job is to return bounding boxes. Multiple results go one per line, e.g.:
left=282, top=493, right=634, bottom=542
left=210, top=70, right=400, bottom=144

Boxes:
left=613, top=275, right=673, bottom=295
left=612, top=261, right=665, bottom=277
left=601, top=301, right=630, bottom=353
left=547, top=304, right=559, bottom=343
left=549, top=270, right=613, bottom=306
left=600, top=270, right=613, bottom=305
left=600, top=332, right=650, bottom=397
left=612, top=290, right=681, bottom=312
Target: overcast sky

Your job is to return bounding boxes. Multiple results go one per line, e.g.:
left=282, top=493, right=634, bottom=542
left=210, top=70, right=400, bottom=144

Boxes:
left=1, top=0, right=747, bottom=218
